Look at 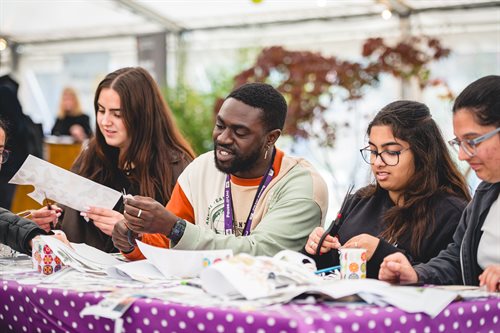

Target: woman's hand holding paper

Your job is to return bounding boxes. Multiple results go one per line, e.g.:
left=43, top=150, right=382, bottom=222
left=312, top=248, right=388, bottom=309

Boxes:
left=81, top=207, right=123, bottom=236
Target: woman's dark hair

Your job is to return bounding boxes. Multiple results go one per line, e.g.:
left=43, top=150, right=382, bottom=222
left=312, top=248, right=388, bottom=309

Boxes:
left=73, top=67, right=195, bottom=203
left=452, top=75, right=500, bottom=127
left=361, top=100, right=471, bottom=255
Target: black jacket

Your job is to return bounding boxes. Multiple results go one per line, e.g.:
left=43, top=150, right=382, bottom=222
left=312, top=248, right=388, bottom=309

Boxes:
left=0, top=76, right=29, bottom=182
left=304, top=187, right=467, bottom=278
left=0, top=208, right=46, bottom=255
left=415, top=181, right=500, bottom=285
left=51, top=114, right=92, bottom=137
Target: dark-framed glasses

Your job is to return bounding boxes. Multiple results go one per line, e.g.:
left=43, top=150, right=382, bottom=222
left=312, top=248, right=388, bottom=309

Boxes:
left=0, top=150, right=9, bottom=164
left=448, top=127, right=500, bottom=157
left=359, top=146, right=410, bottom=166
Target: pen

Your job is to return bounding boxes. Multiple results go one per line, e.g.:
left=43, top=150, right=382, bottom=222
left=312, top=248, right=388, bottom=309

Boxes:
left=44, top=191, right=54, bottom=230
left=17, top=210, right=33, bottom=219
left=122, top=188, right=136, bottom=248
left=180, top=281, right=203, bottom=289
left=314, top=265, right=341, bottom=275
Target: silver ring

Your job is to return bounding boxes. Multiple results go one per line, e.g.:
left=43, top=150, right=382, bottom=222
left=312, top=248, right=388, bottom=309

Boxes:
left=137, top=209, right=142, bottom=218
left=310, top=241, right=315, bottom=248
left=354, top=241, right=358, bottom=248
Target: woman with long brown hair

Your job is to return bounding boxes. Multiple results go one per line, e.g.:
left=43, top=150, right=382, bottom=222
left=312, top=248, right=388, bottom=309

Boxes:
left=42, top=67, right=195, bottom=252
left=305, top=100, right=471, bottom=278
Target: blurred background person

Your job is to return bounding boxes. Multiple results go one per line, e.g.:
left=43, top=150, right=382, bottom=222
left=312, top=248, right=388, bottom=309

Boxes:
left=51, top=87, right=92, bottom=142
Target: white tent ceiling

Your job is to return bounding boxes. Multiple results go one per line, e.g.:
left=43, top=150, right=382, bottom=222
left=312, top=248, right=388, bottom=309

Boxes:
left=1, top=0, right=499, bottom=44
left=1, top=1, right=497, bottom=206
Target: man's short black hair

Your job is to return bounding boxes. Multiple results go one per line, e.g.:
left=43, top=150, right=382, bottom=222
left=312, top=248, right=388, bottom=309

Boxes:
left=227, top=83, right=287, bottom=132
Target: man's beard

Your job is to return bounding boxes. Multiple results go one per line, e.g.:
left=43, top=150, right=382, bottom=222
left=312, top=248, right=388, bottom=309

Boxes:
left=214, top=143, right=262, bottom=175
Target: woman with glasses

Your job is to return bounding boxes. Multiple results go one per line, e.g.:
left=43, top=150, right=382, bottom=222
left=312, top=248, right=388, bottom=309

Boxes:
left=37, top=67, right=195, bottom=252
left=305, top=100, right=470, bottom=278
left=380, top=75, right=500, bottom=291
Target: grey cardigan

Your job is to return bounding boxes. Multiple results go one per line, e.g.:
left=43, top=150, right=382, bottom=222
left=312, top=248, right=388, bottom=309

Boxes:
left=415, top=181, right=500, bottom=286
left=0, top=208, right=46, bottom=255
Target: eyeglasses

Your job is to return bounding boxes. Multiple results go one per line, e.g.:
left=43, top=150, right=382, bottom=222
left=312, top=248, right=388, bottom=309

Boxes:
left=448, top=127, right=500, bottom=157
left=0, top=150, right=9, bottom=164
left=360, top=147, right=410, bottom=166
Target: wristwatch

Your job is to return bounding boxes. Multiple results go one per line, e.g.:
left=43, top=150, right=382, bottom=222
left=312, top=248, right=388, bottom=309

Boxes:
left=168, top=218, right=187, bottom=244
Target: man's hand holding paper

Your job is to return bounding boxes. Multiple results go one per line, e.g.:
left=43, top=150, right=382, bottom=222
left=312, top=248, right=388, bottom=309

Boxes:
left=123, top=195, right=177, bottom=236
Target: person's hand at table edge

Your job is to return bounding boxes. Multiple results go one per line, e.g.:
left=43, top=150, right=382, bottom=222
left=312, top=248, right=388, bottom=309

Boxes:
left=379, top=252, right=418, bottom=283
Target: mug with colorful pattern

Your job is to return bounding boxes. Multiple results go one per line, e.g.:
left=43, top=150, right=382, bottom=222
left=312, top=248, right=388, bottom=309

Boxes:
left=339, top=248, right=367, bottom=279
left=31, top=236, right=63, bottom=275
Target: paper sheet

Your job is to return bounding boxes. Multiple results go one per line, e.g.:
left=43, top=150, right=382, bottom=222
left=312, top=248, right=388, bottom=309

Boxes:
left=9, top=154, right=121, bottom=212
left=70, top=243, right=124, bottom=267
left=107, top=260, right=166, bottom=282
left=136, top=240, right=233, bottom=278
left=200, top=252, right=321, bottom=300
left=198, top=252, right=458, bottom=317
left=372, top=286, right=457, bottom=318
left=39, top=236, right=122, bottom=274
left=300, top=281, right=457, bottom=317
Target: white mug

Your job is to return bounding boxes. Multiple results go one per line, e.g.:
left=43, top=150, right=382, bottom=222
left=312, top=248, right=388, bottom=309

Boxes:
left=339, top=248, right=367, bottom=279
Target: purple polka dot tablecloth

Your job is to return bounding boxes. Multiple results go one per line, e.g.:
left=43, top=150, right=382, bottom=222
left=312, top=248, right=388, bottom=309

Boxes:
left=1, top=279, right=499, bottom=333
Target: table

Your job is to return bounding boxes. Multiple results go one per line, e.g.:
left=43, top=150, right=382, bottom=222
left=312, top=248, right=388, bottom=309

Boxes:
left=1, top=279, right=499, bottom=333
left=44, top=141, right=82, bottom=171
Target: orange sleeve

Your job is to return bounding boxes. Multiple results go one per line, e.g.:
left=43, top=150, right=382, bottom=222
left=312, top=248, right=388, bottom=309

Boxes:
left=166, top=182, right=195, bottom=222
left=122, top=234, right=170, bottom=261
left=122, top=182, right=195, bottom=260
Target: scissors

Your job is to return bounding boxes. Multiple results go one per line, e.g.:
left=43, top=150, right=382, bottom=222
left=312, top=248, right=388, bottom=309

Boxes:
left=122, top=188, right=136, bottom=249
